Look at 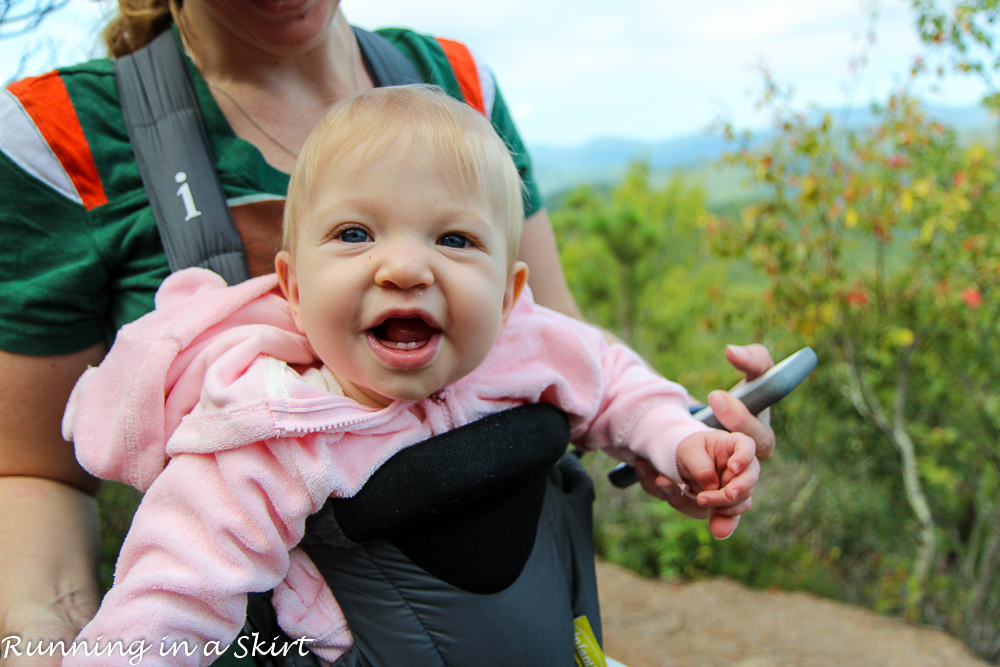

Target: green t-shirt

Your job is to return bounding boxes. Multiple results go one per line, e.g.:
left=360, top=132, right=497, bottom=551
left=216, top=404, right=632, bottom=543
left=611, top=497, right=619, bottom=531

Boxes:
left=0, top=27, right=542, bottom=355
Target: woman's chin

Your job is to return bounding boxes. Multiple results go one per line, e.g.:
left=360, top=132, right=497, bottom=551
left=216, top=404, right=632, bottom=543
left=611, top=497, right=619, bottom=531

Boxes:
left=230, top=0, right=338, bottom=56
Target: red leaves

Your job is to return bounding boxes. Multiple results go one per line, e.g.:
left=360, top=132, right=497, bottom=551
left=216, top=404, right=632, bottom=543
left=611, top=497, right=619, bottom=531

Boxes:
left=962, top=288, right=982, bottom=309
left=847, top=290, right=870, bottom=307
left=846, top=282, right=870, bottom=308
left=887, top=154, right=910, bottom=169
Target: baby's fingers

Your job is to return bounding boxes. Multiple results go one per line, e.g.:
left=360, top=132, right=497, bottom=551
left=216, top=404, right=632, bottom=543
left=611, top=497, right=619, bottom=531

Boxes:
left=695, top=486, right=746, bottom=507
left=716, top=433, right=758, bottom=489
left=723, top=433, right=758, bottom=476
left=695, top=457, right=758, bottom=509
left=676, top=441, right=721, bottom=494
left=721, top=454, right=760, bottom=501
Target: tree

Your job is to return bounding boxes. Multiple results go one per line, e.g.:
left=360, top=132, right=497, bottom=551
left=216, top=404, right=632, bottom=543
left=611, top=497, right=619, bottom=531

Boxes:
left=1, top=0, right=68, bottom=39
left=911, top=0, right=1000, bottom=95
left=551, top=161, right=753, bottom=393
left=552, top=162, right=758, bottom=580
left=552, top=162, right=684, bottom=346
left=712, top=69, right=1000, bottom=661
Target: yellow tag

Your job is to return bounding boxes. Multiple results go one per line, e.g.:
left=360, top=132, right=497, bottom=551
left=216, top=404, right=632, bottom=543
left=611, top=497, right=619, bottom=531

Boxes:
left=573, top=615, right=607, bottom=667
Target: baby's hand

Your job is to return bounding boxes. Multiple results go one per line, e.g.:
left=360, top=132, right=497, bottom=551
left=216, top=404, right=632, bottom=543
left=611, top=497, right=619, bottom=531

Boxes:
left=675, top=430, right=760, bottom=539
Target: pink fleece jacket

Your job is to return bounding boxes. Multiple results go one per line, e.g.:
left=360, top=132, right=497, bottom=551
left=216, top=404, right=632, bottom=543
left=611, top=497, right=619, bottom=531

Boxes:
left=61, top=267, right=709, bottom=666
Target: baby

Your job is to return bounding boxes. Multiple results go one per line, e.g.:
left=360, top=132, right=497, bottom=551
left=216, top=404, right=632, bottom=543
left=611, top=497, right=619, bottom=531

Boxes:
left=62, top=85, right=759, bottom=666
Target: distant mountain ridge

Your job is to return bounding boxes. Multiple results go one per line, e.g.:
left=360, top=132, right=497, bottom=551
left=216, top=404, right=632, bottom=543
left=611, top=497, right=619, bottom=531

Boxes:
left=529, top=104, right=993, bottom=196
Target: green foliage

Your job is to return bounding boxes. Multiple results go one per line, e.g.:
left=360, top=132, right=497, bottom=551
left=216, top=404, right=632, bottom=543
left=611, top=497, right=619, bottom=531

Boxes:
left=911, top=0, right=1000, bottom=96
left=591, top=480, right=715, bottom=580
left=96, top=481, right=142, bottom=592
left=706, top=52, right=1000, bottom=663
left=556, top=8, right=1000, bottom=663
left=551, top=161, right=765, bottom=396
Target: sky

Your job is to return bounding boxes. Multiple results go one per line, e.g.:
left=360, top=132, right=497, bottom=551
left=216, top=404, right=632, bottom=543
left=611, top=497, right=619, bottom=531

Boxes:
left=1, top=0, right=990, bottom=147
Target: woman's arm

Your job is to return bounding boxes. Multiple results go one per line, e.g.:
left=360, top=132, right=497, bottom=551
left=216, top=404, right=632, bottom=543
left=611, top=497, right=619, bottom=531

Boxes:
left=0, top=345, right=105, bottom=666
left=518, top=209, right=585, bottom=321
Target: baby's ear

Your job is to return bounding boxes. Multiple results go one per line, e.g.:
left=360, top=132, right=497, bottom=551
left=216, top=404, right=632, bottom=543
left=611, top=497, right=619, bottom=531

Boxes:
left=275, top=250, right=305, bottom=332
left=501, top=261, right=529, bottom=324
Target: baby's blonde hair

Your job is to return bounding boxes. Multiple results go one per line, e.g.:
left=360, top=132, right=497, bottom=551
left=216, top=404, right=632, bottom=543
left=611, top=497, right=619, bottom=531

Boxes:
left=283, top=85, right=524, bottom=270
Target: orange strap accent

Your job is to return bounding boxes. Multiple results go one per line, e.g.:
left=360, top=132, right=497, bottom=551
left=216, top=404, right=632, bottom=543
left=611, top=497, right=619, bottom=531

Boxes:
left=8, top=72, right=108, bottom=210
left=435, top=37, right=486, bottom=116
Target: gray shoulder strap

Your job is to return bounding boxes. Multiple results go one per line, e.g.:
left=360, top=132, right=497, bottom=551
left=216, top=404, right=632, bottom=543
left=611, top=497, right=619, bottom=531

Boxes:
left=352, top=27, right=423, bottom=86
left=116, top=28, right=422, bottom=287
left=115, top=30, right=251, bottom=285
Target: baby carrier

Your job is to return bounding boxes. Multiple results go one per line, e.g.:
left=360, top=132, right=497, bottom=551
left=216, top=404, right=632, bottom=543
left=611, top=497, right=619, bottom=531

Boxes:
left=115, top=27, right=604, bottom=666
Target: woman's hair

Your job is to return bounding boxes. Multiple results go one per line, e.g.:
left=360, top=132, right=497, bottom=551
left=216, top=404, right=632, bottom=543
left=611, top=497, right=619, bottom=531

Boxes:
left=103, top=0, right=178, bottom=58
left=284, top=85, right=525, bottom=269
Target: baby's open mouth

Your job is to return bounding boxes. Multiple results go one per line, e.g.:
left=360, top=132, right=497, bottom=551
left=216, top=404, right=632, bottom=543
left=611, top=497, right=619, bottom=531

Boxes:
left=370, top=317, right=438, bottom=350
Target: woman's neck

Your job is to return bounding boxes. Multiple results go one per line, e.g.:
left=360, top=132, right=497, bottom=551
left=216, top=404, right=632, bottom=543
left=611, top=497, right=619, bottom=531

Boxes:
left=177, top=4, right=372, bottom=171
left=180, top=5, right=359, bottom=93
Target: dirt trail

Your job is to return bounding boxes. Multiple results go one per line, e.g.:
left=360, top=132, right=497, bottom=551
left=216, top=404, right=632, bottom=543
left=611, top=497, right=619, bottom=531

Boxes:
left=595, top=560, right=991, bottom=667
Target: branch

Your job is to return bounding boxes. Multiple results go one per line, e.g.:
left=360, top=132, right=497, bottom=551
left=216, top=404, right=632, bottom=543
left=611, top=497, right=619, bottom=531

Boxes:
left=967, top=504, right=1000, bottom=628
left=843, top=340, right=936, bottom=599
left=0, top=0, right=69, bottom=40
left=959, top=504, right=986, bottom=585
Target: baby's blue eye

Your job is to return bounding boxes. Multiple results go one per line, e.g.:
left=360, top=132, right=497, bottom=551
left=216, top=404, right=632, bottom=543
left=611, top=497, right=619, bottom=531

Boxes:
left=439, top=233, right=471, bottom=249
left=339, top=228, right=372, bottom=243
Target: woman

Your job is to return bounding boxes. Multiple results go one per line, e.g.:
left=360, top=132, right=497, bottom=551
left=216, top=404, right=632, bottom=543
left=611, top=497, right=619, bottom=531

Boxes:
left=0, top=0, right=776, bottom=663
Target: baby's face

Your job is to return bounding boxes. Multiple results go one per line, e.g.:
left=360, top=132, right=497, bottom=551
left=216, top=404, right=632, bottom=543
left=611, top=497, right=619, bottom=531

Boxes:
left=277, top=142, right=526, bottom=408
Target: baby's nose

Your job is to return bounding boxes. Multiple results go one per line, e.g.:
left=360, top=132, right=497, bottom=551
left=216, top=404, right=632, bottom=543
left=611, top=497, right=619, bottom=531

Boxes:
left=373, top=246, right=435, bottom=290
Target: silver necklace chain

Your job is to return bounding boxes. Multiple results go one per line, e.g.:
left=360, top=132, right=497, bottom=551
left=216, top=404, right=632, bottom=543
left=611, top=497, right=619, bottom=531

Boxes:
left=206, top=36, right=361, bottom=158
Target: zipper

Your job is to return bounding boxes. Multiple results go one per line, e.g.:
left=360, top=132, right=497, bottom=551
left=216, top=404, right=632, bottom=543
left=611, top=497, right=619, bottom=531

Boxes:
left=428, top=390, right=456, bottom=431
left=274, top=401, right=409, bottom=435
